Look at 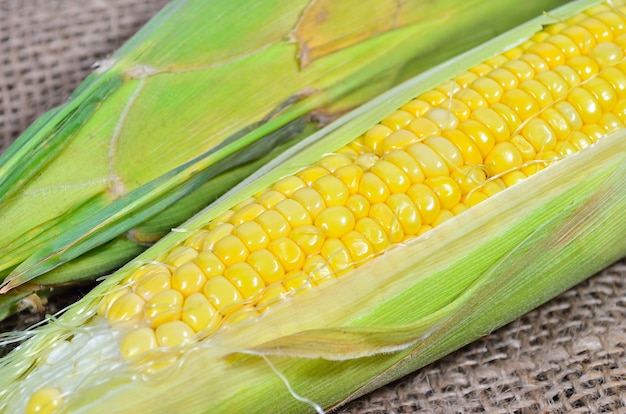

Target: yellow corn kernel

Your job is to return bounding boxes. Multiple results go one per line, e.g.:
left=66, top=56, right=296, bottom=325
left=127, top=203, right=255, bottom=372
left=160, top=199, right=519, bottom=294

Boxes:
left=544, top=34, right=580, bottom=59
left=274, top=198, right=312, bottom=228
left=386, top=193, right=422, bottom=235
left=424, top=136, right=464, bottom=169
left=320, top=238, right=354, bottom=276
left=440, top=129, right=483, bottom=165
left=26, top=387, right=63, bottom=414
left=224, top=262, right=266, bottom=298
left=267, top=237, right=305, bottom=272
left=431, top=209, right=455, bottom=227
left=203, top=276, right=243, bottom=312
left=450, top=164, right=487, bottom=195
left=407, top=183, right=441, bottom=225
left=164, top=245, right=199, bottom=267
left=107, top=292, right=145, bottom=326
left=290, top=186, right=327, bottom=219
left=599, top=67, right=626, bottom=98
left=194, top=251, right=225, bottom=278
left=487, top=68, right=520, bottom=90
left=120, top=327, right=158, bottom=360
left=354, top=217, right=390, bottom=253
left=182, top=293, right=219, bottom=333
left=501, top=88, right=540, bottom=120
left=247, top=248, right=286, bottom=284
left=201, top=223, right=235, bottom=251
left=407, top=143, right=450, bottom=177
left=133, top=265, right=171, bottom=301
left=333, top=164, right=364, bottom=195
left=469, top=77, right=504, bottom=104
left=470, top=107, right=510, bottom=143
left=359, top=171, right=391, bottom=203
left=401, top=99, right=431, bottom=117
left=341, top=230, right=374, bottom=266
left=255, top=210, right=291, bottom=240
left=519, top=79, right=553, bottom=108
left=370, top=160, right=411, bottom=194
left=283, top=270, right=311, bottom=292
left=501, top=59, right=535, bottom=81
left=345, top=194, right=371, bottom=220
left=272, top=175, right=306, bottom=196
left=314, top=205, right=356, bottom=239
left=380, top=109, right=414, bottom=130
left=318, top=153, right=354, bottom=172
left=454, top=88, right=488, bottom=110
left=171, top=262, right=207, bottom=297
left=155, top=321, right=195, bottom=348
left=312, top=175, right=350, bottom=206
left=419, top=89, right=448, bottom=106
left=540, top=108, right=572, bottom=141
left=232, top=221, right=270, bottom=252
left=297, top=165, right=330, bottom=187
left=584, top=77, right=617, bottom=113
left=144, top=289, right=184, bottom=328
left=444, top=98, right=471, bottom=121
left=229, top=203, right=266, bottom=225
left=424, top=176, right=462, bottom=211
left=407, top=117, right=439, bottom=140
left=256, top=189, right=286, bottom=209
left=363, top=124, right=393, bottom=154
left=458, top=119, right=496, bottom=157
left=424, top=107, right=459, bottom=129
left=484, top=142, right=524, bottom=176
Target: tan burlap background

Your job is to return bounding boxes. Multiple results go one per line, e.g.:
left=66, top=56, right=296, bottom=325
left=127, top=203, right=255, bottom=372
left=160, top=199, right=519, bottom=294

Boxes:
left=1, top=1, right=625, bottom=412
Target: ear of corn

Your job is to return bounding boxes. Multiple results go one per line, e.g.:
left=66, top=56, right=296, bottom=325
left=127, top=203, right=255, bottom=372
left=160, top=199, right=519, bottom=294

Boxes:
left=0, top=0, right=571, bottom=320
left=1, top=0, right=626, bottom=412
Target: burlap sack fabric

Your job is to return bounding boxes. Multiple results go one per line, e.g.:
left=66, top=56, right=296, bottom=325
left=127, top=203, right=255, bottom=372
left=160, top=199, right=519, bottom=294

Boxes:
left=1, top=1, right=625, bottom=412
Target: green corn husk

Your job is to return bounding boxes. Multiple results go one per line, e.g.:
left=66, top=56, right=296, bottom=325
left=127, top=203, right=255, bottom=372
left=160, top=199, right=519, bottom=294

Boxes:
left=0, top=0, right=624, bottom=412
left=0, top=0, right=571, bottom=320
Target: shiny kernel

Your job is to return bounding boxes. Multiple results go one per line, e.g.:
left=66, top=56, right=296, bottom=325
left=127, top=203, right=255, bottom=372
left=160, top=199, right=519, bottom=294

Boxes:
left=407, top=117, right=439, bottom=139
left=369, top=203, right=404, bottom=243
left=407, top=143, right=450, bottom=177
left=380, top=110, right=414, bottom=130
left=595, top=11, right=626, bottom=36
left=303, top=255, right=334, bottom=284
left=519, top=53, right=549, bottom=73
left=26, top=387, right=63, bottom=414
left=519, top=79, right=553, bottom=108
left=331, top=164, right=363, bottom=195
left=502, top=170, right=528, bottom=188
left=560, top=25, right=596, bottom=53
left=315, top=205, right=356, bottom=238
left=440, top=129, right=483, bottom=165
left=445, top=98, right=471, bottom=121
left=431, top=209, right=454, bottom=227
left=230, top=203, right=266, bottom=225
left=417, top=224, right=434, bottom=236
left=469, top=63, right=493, bottom=77
left=540, top=108, right=572, bottom=140
left=424, top=176, right=462, bottom=211
left=584, top=77, right=617, bottom=112
left=454, top=70, right=479, bottom=87
left=555, top=140, right=578, bottom=156
left=614, top=98, right=626, bottom=124
left=600, top=67, right=626, bottom=98
left=297, top=165, right=330, bottom=186
left=381, top=129, right=420, bottom=153
left=484, top=142, right=524, bottom=176
left=522, top=118, right=558, bottom=152
left=578, top=17, right=612, bottom=42
left=144, top=289, right=184, bottom=328
left=486, top=54, right=508, bottom=68
left=359, top=171, right=390, bottom=203
left=341, top=230, right=374, bottom=265
left=470, top=76, right=504, bottom=104
left=321, top=238, right=354, bottom=276
left=464, top=190, right=490, bottom=207
left=256, top=284, right=287, bottom=310
left=407, top=183, right=441, bottom=225
left=363, top=124, right=393, bottom=153
left=401, top=99, right=431, bottom=117
left=553, top=64, right=581, bottom=88
left=133, top=267, right=171, bottom=301
left=274, top=198, right=312, bottom=228
left=458, top=119, right=496, bottom=157
left=454, top=88, right=488, bottom=110
left=511, top=135, right=537, bottom=162
left=568, top=55, right=600, bottom=80
left=501, top=88, right=540, bottom=120
left=425, top=107, right=459, bottom=129
left=544, top=34, right=580, bottom=58
left=182, top=293, right=219, bottom=333
left=568, top=131, right=593, bottom=150
left=283, top=270, right=311, bottom=292
left=535, top=71, right=570, bottom=100
left=451, top=165, right=487, bottom=195
left=256, top=190, right=286, bottom=209
left=255, top=210, right=291, bottom=240
left=581, top=123, right=607, bottom=142
left=591, top=41, right=624, bottom=66
left=424, top=136, right=464, bottom=170
left=120, top=327, right=158, bottom=360
left=567, top=87, right=602, bottom=124
left=355, top=153, right=378, bottom=171
left=313, top=174, right=350, bottom=206
left=291, top=186, right=327, bottom=219
left=107, top=292, right=145, bottom=325
left=183, top=229, right=210, bottom=251
left=155, top=321, right=194, bottom=348
left=273, top=175, right=306, bottom=196
left=194, top=251, right=225, bottom=278
left=383, top=150, right=424, bottom=184
left=436, top=80, right=462, bottom=96
left=419, top=89, right=448, bottom=106
left=501, top=59, right=535, bottom=81
left=545, top=22, right=568, bottom=35
left=470, top=107, right=510, bottom=143
left=386, top=193, right=422, bottom=235
left=172, top=262, right=207, bottom=297
left=345, top=194, right=371, bottom=220
left=370, top=160, right=411, bottom=193
left=289, top=225, right=325, bottom=257
left=600, top=113, right=624, bottom=133
left=213, top=234, right=250, bottom=266
left=487, top=68, right=520, bottom=90
left=202, top=223, right=235, bottom=251
left=233, top=221, right=270, bottom=252
left=526, top=42, right=566, bottom=68
left=482, top=179, right=507, bottom=197
left=232, top=197, right=255, bottom=211
left=203, top=276, right=243, bottom=311
left=268, top=238, right=305, bottom=272
left=318, top=154, right=353, bottom=172
left=224, top=262, right=266, bottom=298
left=355, top=217, right=390, bottom=252
left=555, top=101, right=584, bottom=131
left=165, top=245, right=199, bottom=267
left=247, top=248, right=286, bottom=284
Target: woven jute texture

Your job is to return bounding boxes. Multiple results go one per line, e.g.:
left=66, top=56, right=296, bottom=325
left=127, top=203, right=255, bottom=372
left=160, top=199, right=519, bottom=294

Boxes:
left=1, top=1, right=625, bottom=413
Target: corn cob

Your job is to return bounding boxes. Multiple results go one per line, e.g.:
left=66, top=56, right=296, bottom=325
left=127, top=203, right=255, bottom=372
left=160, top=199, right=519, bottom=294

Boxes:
left=0, top=0, right=572, bottom=321
left=1, top=0, right=625, bottom=412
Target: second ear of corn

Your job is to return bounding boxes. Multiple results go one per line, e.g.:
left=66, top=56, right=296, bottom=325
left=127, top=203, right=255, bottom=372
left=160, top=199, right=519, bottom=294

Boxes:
left=1, top=0, right=625, bottom=413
